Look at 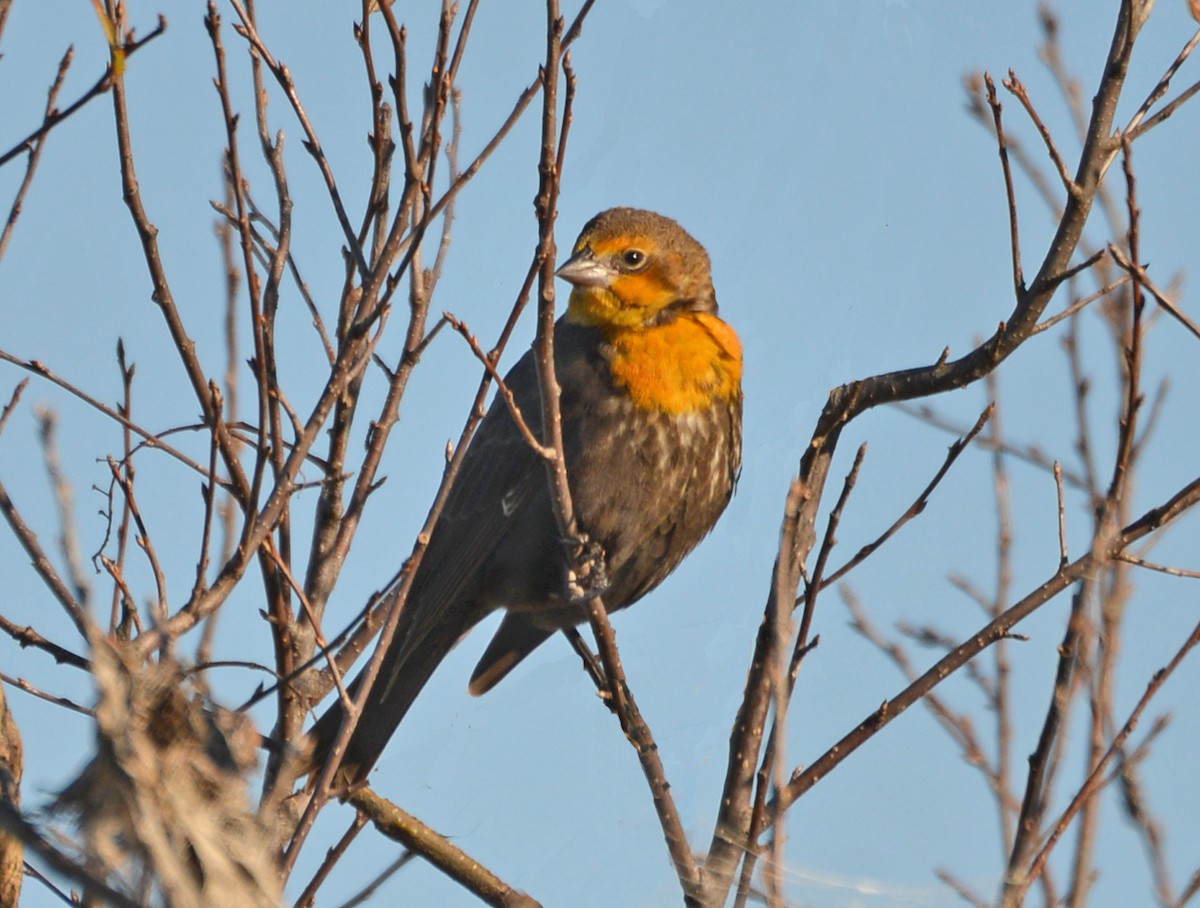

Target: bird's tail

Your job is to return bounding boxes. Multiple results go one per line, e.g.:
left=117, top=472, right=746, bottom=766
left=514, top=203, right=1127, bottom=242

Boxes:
left=305, top=601, right=479, bottom=786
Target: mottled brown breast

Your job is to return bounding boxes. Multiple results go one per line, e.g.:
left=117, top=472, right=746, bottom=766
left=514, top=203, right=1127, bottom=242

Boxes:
left=549, top=320, right=742, bottom=621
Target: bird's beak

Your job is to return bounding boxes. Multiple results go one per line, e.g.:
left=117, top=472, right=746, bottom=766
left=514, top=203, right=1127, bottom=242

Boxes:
left=555, top=248, right=612, bottom=289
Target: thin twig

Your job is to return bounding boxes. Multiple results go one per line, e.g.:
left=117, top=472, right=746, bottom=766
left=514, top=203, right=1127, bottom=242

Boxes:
left=291, top=811, right=368, bottom=908
left=0, top=350, right=215, bottom=480
left=936, top=868, right=990, bottom=908
left=0, top=616, right=89, bottom=670
left=0, top=381, right=27, bottom=435
left=0, top=478, right=88, bottom=637
left=227, top=1, right=370, bottom=280
left=985, top=73, right=1025, bottom=293
left=1108, top=245, right=1200, bottom=343
left=349, top=788, right=541, bottom=908
left=897, top=403, right=1087, bottom=488
left=770, top=471, right=1200, bottom=820
left=1032, top=272, right=1127, bottom=335
left=705, top=479, right=805, bottom=906
left=1002, top=579, right=1088, bottom=902
left=1123, top=26, right=1200, bottom=142
left=446, top=314, right=553, bottom=458
left=1016, top=618, right=1200, bottom=899
left=35, top=409, right=91, bottom=608
left=821, top=406, right=992, bottom=588
left=1004, top=70, right=1073, bottom=192
left=1054, top=462, right=1068, bottom=568
left=105, top=456, right=169, bottom=625
left=845, top=592, right=1018, bottom=816
left=0, top=20, right=167, bottom=168
left=0, top=48, right=73, bottom=262
left=1114, top=553, right=1200, bottom=580
left=0, top=674, right=92, bottom=716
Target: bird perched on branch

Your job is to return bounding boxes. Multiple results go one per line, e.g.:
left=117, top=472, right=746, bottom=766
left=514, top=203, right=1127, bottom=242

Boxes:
left=308, top=207, right=743, bottom=783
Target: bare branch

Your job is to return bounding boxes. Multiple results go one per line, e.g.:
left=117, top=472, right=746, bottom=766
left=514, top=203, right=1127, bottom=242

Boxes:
left=0, top=20, right=166, bottom=169
left=1108, top=245, right=1200, bottom=343
left=1004, top=70, right=1074, bottom=193
left=1016, top=618, right=1200, bottom=900
left=350, top=787, right=541, bottom=908
left=772, top=471, right=1200, bottom=820
left=446, top=313, right=554, bottom=459
left=821, top=406, right=992, bottom=588
left=985, top=73, right=1025, bottom=293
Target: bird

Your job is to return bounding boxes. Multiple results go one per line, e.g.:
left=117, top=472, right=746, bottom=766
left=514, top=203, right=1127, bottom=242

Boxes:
left=307, top=207, right=743, bottom=784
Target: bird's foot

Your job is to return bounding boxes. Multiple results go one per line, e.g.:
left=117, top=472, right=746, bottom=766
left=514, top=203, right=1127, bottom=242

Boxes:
left=564, top=533, right=609, bottom=604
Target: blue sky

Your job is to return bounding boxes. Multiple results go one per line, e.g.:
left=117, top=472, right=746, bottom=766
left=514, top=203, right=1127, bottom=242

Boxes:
left=2, top=2, right=1199, bottom=906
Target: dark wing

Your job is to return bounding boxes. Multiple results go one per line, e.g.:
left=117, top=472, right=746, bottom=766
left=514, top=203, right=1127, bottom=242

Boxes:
left=393, top=349, right=547, bottom=654
left=308, top=341, right=549, bottom=781
left=465, top=321, right=615, bottom=692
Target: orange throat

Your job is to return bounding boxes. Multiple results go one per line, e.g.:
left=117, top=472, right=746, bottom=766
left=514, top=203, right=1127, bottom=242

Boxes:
left=567, top=292, right=742, bottom=415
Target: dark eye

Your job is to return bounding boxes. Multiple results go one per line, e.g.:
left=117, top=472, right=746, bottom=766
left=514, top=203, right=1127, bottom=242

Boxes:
left=620, top=249, right=648, bottom=270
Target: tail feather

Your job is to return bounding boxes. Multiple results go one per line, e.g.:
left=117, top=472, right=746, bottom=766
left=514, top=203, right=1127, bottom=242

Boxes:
left=467, top=613, right=554, bottom=696
left=306, top=605, right=478, bottom=785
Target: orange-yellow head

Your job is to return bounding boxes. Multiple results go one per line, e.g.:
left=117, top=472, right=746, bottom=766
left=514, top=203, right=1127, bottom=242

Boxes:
left=556, top=208, right=742, bottom=415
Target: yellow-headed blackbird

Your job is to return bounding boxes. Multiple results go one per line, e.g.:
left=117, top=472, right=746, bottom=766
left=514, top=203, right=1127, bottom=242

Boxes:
left=309, top=208, right=742, bottom=782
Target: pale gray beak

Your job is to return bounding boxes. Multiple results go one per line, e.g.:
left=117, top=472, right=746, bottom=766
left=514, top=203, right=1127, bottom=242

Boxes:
left=555, top=249, right=612, bottom=288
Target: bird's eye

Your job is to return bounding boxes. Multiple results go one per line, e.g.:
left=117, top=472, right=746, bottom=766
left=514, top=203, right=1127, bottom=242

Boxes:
left=620, top=249, right=648, bottom=270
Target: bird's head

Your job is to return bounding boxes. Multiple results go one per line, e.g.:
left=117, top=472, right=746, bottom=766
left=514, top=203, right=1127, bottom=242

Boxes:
left=557, top=208, right=717, bottom=331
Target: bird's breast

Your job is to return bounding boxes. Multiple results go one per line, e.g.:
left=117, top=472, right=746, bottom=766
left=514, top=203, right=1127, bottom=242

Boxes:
left=562, top=383, right=742, bottom=610
left=599, top=313, right=742, bottom=415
